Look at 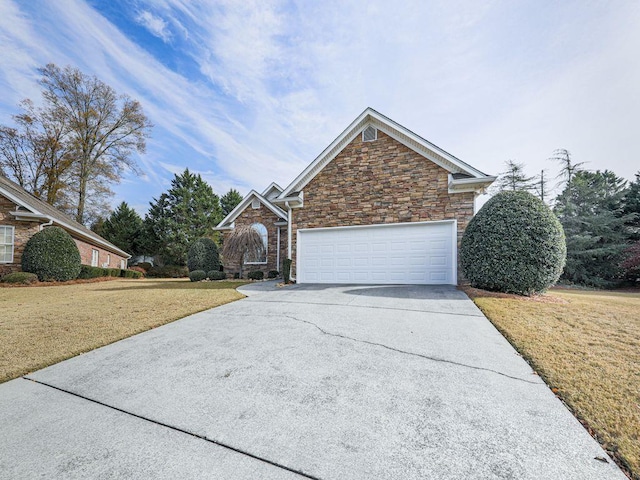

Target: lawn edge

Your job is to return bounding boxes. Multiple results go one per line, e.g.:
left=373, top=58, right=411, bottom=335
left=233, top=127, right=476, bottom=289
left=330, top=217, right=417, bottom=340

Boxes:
left=462, top=288, right=635, bottom=480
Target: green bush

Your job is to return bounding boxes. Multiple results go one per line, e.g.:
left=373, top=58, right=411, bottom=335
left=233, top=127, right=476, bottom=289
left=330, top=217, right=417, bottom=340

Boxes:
left=107, top=268, right=120, bottom=277
left=1, top=272, right=39, bottom=284
left=147, top=265, right=189, bottom=278
left=78, top=265, right=105, bottom=279
left=283, top=258, right=292, bottom=283
left=460, top=190, right=566, bottom=295
left=189, top=270, right=207, bottom=282
left=21, top=227, right=82, bottom=281
left=267, top=270, right=279, bottom=279
left=187, top=238, right=220, bottom=273
left=248, top=270, right=264, bottom=280
left=207, top=270, right=226, bottom=280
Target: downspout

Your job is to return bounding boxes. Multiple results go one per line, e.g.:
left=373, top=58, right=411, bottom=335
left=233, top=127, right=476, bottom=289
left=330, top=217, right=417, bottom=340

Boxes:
left=39, top=219, right=53, bottom=231
left=285, top=201, right=295, bottom=281
left=276, top=226, right=281, bottom=272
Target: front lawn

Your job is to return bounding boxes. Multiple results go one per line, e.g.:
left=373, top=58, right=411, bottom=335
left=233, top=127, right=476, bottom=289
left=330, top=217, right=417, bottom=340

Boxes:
left=467, top=287, right=640, bottom=479
left=0, top=278, right=248, bottom=383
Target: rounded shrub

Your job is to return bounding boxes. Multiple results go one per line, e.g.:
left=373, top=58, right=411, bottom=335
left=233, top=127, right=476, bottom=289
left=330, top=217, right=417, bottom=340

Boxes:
left=21, top=227, right=82, bottom=282
left=207, top=270, right=226, bottom=280
left=248, top=270, right=264, bottom=280
left=189, top=270, right=207, bottom=282
left=460, top=190, right=566, bottom=295
left=187, top=238, right=220, bottom=273
left=1, top=272, right=39, bottom=285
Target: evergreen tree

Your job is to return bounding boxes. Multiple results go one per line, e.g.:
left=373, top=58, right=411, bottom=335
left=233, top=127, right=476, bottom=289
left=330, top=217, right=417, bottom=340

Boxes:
left=94, top=202, right=144, bottom=256
left=145, top=169, right=222, bottom=265
left=492, top=160, right=536, bottom=192
left=623, top=171, right=640, bottom=241
left=554, top=170, right=634, bottom=287
left=220, top=188, right=243, bottom=217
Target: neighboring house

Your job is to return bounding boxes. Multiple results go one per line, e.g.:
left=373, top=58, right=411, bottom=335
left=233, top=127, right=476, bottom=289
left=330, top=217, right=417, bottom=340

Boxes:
left=214, top=108, right=495, bottom=285
left=0, top=175, right=130, bottom=276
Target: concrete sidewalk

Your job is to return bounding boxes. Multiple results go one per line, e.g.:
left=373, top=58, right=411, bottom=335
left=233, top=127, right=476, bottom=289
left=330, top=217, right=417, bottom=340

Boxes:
left=0, top=284, right=627, bottom=479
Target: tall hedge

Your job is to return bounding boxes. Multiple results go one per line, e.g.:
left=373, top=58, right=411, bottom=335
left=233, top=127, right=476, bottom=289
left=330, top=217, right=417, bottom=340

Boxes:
left=460, top=191, right=566, bottom=295
left=21, top=226, right=82, bottom=281
left=187, top=237, right=220, bottom=273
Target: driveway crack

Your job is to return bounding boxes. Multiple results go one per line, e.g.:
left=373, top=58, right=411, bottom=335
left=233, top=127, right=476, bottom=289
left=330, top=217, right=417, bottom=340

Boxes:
left=280, top=314, right=541, bottom=385
left=22, top=377, right=323, bottom=480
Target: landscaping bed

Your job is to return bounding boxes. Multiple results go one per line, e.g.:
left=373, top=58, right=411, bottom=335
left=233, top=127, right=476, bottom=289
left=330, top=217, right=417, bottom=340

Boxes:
left=0, top=278, right=248, bottom=383
left=465, top=286, right=640, bottom=479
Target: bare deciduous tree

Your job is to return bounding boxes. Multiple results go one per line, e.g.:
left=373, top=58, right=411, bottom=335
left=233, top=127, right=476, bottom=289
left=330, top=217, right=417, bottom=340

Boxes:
left=39, top=64, right=152, bottom=224
left=0, top=64, right=152, bottom=224
left=221, top=225, right=265, bottom=279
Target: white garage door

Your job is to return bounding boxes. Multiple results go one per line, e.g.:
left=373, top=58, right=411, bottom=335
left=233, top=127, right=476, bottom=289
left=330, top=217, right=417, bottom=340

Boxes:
left=297, top=220, right=456, bottom=285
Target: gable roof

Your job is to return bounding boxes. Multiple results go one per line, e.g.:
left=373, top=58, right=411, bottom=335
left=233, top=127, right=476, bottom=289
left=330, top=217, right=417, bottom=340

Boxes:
left=214, top=189, right=287, bottom=229
left=0, top=175, right=130, bottom=258
left=261, top=182, right=283, bottom=199
left=279, top=107, right=495, bottom=198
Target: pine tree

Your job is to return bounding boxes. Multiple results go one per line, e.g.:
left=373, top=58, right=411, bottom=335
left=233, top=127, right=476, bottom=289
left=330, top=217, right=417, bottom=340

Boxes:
left=220, top=188, right=243, bottom=217
left=145, top=169, right=222, bottom=265
left=94, top=202, right=144, bottom=256
left=492, top=160, right=536, bottom=192
left=554, top=170, right=634, bottom=286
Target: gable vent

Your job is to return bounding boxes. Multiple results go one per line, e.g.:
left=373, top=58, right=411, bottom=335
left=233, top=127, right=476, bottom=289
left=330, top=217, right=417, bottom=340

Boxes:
left=251, top=199, right=260, bottom=209
left=362, top=125, right=377, bottom=142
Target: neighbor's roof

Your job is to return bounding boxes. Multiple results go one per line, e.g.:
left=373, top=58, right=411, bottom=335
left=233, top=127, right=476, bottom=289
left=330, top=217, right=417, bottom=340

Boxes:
left=279, top=107, right=495, bottom=198
left=0, top=175, right=131, bottom=258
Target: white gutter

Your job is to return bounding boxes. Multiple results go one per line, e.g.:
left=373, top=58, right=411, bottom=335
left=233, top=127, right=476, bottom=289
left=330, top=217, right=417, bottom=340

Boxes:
left=39, top=219, right=53, bottom=231
left=276, top=226, right=281, bottom=272
left=285, top=201, right=295, bottom=281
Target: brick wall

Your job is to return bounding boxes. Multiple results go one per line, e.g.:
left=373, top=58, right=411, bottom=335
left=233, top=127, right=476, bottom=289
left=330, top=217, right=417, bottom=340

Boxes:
left=73, top=238, right=128, bottom=268
left=0, top=196, right=40, bottom=276
left=290, top=130, right=475, bottom=281
left=221, top=201, right=287, bottom=278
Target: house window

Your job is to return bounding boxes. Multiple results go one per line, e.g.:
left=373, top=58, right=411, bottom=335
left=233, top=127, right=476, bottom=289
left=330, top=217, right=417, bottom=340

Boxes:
left=91, top=249, right=99, bottom=267
left=362, top=125, right=377, bottom=142
left=244, top=223, right=268, bottom=264
left=0, top=226, right=15, bottom=263
left=251, top=199, right=260, bottom=209
left=120, top=259, right=126, bottom=269
left=106, top=254, right=111, bottom=266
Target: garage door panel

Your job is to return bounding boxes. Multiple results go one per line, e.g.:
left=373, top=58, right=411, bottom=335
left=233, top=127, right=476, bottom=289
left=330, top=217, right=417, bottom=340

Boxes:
left=298, top=222, right=455, bottom=285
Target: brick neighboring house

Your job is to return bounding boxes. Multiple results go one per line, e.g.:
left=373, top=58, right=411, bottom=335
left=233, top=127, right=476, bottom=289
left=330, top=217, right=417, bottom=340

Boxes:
left=0, top=175, right=130, bottom=276
left=214, top=108, right=495, bottom=284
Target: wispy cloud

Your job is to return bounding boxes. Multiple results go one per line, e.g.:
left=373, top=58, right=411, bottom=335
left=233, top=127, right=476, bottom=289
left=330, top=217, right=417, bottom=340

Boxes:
left=135, top=10, right=172, bottom=42
left=0, top=0, right=639, bottom=216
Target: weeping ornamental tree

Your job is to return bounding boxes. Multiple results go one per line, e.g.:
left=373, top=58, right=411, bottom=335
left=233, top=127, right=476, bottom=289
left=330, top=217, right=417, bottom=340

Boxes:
left=222, top=225, right=265, bottom=279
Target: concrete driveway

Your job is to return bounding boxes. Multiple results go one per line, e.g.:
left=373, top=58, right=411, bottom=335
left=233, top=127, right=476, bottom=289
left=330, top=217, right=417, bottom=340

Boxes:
left=0, top=283, right=626, bottom=479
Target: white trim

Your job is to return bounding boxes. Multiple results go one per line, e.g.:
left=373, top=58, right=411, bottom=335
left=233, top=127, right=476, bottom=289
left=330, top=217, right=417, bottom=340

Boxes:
left=362, top=125, right=377, bottom=142
left=296, top=219, right=457, bottom=285
left=216, top=190, right=287, bottom=228
left=296, top=219, right=456, bottom=233
left=278, top=108, right=494, bottom=198
left=261, top=182, right=284, bottom=197
left=276, top=226, right=281, bottom=271
left=0, top=225, right=15, bottom=263
left=0, top=188, right=41, bottom=216
left=91, top=248, right=99, bottom=267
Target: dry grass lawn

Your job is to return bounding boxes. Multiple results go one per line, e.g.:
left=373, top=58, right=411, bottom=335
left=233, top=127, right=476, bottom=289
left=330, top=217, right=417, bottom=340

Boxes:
left=1, top=278, right=247, bottom=383
left=468, top=287, right=640, bottom=479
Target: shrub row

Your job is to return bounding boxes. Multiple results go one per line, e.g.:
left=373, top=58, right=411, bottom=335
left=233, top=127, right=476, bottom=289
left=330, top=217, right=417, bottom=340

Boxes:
left=146, top=265, right=189, bottom=278
left=78, top=265, right=143, bottom=279
left=248, top=270, right=264, bottom=280
left=189, top=270, right=228, bottom=282
left=1, top=272, right=39, bottom=285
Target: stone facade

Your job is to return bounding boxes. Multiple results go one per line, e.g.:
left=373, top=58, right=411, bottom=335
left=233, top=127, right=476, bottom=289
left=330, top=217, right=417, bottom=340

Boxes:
left=221, top=200, right=287, bottom=278
left=74, top=238, right=128, bottom=269
left=0, top=196, right=40, bottom=275
left=0, top=194, right=128, bottom=276
left=290, top=130, right=475, bottom=281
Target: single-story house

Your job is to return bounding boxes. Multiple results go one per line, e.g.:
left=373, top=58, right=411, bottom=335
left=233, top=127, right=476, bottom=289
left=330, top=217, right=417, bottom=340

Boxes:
left=214, top=108, right=495, bottom=285
left=0, top=175, right=130, bottom=276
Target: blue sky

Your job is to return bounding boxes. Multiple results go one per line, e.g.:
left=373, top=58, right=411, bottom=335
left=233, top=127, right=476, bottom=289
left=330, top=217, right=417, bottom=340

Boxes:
left=1, top=0, right=638, bottom=215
